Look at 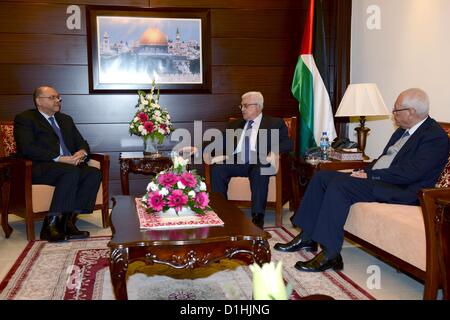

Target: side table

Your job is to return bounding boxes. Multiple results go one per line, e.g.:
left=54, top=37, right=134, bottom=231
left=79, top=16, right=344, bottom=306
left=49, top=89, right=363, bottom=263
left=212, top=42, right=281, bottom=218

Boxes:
left=290, top=157, right=369, bottom=211
left=0, top=162, right=12, bottom=238
left=433, top=198, right=450, bottom=299
left=119, top=152, right=173, bottom=195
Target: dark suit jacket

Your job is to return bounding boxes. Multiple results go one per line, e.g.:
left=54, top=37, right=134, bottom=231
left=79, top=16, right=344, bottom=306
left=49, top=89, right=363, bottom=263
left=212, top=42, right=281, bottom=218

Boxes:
left=14, top=109, right=90, bottom=164
left=365, top=117, right=449, bottom=204
left=213, top=115, right=293, bottom=163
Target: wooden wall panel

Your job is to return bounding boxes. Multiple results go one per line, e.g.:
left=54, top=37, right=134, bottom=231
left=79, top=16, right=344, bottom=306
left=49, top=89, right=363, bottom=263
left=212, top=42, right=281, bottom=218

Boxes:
left=212, top=38, right=295, bottom=66
left=0, top=65, right=89, bottom=95
left=0, top=0, right=351, bottom=198
left=212, top=66, right=294, bottom=95
left=150, top=0, right=308, bottom=9
left=0, top=34, right=87, bottom=65
left=0, top=3, right=86, bottom=34
left=211, top=9, right=304, bottom=39
left=0, top=0, right=149, bottom=6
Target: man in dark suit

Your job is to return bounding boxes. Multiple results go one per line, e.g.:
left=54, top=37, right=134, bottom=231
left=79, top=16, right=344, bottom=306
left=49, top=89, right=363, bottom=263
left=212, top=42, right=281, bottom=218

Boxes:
left=209, top=91, right=293, bottom=229
left=14, top=86, right=102, bottom=242
left=274, top=88, right=449, bottom=272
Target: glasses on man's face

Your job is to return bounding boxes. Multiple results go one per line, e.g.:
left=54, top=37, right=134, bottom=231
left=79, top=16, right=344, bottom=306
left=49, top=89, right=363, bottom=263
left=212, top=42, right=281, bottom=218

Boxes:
left=39, top=95, right=62, bottom=102
left=392, top=107, right=410, bottom=114
left=238, top=103, right=258, bottom=110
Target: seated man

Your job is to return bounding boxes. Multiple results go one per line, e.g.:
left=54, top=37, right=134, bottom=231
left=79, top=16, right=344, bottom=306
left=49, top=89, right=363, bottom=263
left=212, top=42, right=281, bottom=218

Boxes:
left=274, top=88, right=449, bottom=272
left=14, top=85, right=102, bottom=242
left=208, top=91, right=293, bottom=228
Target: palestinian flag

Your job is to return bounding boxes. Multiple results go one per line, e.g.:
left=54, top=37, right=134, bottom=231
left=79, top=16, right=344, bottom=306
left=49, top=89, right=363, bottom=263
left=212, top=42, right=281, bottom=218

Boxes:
left=291, top=0, right=337, bottom=156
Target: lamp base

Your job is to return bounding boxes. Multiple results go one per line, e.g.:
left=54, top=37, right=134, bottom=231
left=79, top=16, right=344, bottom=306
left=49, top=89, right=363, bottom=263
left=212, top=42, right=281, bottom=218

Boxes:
left=355, top=117, right=370, bottom=160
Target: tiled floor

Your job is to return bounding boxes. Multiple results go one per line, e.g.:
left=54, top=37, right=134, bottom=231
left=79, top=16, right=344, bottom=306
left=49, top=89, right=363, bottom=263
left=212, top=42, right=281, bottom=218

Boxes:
left=0, top=206, right=427, bottom=300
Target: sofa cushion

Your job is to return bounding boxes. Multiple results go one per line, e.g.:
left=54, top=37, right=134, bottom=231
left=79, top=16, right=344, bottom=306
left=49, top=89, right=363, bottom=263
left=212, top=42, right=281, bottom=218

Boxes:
left=227, top=176, right=276, bottom=202
left=344, top=202, right=426, bottom=271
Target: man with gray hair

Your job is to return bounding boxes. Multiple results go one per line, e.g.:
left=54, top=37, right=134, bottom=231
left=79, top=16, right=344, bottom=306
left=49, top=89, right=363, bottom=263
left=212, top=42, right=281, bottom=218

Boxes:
left=275, top=88, right=449, bottom=272
left=210, top=91, right=293, bottom=229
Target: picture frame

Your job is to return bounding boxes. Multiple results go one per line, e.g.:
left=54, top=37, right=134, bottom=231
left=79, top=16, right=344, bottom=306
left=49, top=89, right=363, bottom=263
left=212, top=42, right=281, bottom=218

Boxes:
left=86, top=6, right=211, bottom=93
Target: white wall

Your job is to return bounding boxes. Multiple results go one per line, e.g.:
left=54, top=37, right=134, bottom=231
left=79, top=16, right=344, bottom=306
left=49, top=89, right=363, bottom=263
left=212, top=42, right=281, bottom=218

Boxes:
left=350, top=0, right=450, bottom=159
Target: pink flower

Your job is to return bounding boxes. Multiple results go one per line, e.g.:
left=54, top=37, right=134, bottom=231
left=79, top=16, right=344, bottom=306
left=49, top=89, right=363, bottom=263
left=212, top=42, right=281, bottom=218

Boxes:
left=195, top=192, right=209, bottom=209
left=167, top=189, right=188, bottom=211
left=138, top=112, right=149, bottom=122
left=147, top=191, right=165, bottom=212
left=180, top=172, right=197, bottom=188
left=144, top=121, right=154, bottom=132
left=157, top=172, right=179, bottom=188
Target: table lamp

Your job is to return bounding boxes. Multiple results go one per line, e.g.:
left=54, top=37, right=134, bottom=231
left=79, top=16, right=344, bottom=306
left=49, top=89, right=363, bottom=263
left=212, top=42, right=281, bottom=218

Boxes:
left=335, top=83, right=390, bottom=159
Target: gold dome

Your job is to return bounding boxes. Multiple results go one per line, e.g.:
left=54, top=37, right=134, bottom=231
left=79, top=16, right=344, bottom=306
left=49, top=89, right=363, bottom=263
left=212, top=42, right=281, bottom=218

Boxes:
left=139, top=28, right=168, bottom=46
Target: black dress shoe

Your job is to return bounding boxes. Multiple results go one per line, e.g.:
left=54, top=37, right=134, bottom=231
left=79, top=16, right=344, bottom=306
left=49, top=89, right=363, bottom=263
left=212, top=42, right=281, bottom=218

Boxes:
left=61, top=213, right=90, bottom=240
left=40, top=216, right=66, bottom=242
left=251, top=214, right=264, bottom=229
left=273, top=233, right=318, bottom=252
left=294, top=251, right=343, bottom=272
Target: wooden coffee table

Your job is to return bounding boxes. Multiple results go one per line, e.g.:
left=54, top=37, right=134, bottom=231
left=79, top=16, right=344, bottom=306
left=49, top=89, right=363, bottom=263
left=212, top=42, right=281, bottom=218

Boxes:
left=108, top=193, right=271, bottom=300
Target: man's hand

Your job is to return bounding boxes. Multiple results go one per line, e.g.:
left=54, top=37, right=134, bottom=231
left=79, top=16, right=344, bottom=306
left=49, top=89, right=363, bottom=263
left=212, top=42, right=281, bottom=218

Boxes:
left=350, top=169, right=368, bottom=179
left=59, top=155, right=81, bottom=166
left=59, top=149, right=88, bottom=166
left=73, top=149, right=88, bottom=161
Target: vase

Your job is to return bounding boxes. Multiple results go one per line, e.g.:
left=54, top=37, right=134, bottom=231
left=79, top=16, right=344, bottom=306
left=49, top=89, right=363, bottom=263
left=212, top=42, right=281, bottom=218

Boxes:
left=158, top=206, right=196, bottom=218
left=143, top=138, right=162, bottom=158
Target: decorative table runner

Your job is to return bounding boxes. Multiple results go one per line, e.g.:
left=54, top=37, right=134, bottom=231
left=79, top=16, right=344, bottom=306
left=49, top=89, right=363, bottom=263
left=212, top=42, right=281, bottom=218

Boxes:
left=135, top=198, right=224, bottom=230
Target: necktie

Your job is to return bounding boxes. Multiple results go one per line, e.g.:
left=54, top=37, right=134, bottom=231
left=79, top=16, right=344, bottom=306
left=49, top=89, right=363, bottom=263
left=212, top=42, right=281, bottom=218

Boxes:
left=243, top=120, right=254, bottom=164
left=48, top=117, right=71, bottom=156
left=401, top=130, right=410, bottom=139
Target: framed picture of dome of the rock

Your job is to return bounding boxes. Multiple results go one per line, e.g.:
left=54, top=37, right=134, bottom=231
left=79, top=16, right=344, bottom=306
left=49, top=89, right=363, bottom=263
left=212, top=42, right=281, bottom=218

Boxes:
left=87, top=7, right=211, bottom=93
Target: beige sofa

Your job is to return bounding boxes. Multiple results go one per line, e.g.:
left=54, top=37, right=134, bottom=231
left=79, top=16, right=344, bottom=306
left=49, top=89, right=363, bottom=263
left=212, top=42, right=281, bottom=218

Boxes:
left=343, top=123, right=450, bottom=299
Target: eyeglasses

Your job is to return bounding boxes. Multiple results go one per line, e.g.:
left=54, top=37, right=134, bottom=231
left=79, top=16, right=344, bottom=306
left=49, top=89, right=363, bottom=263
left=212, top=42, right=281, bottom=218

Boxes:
left=39, top=95, right=62, bottom=102
left=238, top=103, right=258, bottom=110
left=392, top=107, right=410, bottom=114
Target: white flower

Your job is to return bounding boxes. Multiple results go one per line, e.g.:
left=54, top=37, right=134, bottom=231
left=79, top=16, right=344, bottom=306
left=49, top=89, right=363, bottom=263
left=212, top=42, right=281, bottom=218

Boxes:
left=142, top=129, right=147, bottom=135
left=158, top=128, right=165, bottom=135
left=154, top=110, right=161, bottom=116
left=177, top=181, right=186, bottom=189
left=173, top=156, right=189, bottom=169
left=160, top=187, right=169, bottom=196
left=134, top=116, right=139, bottom=122
left=147, top=182, right=158, bottom=192
left=138, top=125, right=144, bottom=132
left=250, top=261, right=289, bottom=300
left=199, top=182, right=207, bottom=191
left=188, top=190, right=196, bottom=198
left=140, top=96, right=149, bottom=105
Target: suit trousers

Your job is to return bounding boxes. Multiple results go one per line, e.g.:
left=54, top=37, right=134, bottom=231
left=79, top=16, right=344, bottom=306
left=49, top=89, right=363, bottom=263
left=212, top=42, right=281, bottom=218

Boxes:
left=32, top=162, right=102, bottom=215
left=211, top=163, right=270, bottom=215
left=292, top=171, right=377, bottom=254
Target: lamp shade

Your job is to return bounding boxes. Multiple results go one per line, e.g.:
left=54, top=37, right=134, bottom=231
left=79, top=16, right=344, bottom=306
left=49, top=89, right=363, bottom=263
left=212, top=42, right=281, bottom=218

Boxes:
left=335, top=83, right=390, bottom=117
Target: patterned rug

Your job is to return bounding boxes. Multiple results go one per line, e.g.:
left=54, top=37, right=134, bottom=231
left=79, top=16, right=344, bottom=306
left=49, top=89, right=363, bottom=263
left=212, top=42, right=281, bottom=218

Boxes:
left=0, top=228, right=375, bottom=300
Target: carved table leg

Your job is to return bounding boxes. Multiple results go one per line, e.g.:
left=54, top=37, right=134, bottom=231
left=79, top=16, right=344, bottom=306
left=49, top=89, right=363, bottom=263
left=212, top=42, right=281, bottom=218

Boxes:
left=120, top=160, right=130, bottom=195
left=1, top=176, right=12, bottom=238
left=110, top=247, right=129, bottom=300
left=253, top=240, right=271, bottom=265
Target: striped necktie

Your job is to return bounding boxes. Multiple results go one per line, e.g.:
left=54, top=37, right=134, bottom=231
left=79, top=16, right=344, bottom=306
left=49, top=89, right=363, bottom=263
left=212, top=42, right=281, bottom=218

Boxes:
left=243, top=120, right=254, bottom=164
left=48, top=117, right=71, bottom=156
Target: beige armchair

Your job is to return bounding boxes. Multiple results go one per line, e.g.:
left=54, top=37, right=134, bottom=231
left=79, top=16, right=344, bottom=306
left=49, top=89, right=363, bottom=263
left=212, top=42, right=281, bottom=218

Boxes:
left=0, top=121, right=110, bottom=240
left=205, top=117, right=297, bottom=227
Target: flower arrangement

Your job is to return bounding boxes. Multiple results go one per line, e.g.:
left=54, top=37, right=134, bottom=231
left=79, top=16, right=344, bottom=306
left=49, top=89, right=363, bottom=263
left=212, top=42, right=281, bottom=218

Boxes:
left=129, top=80, right=174, bottom=144
left=141, top=156, right=212, bottom=215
